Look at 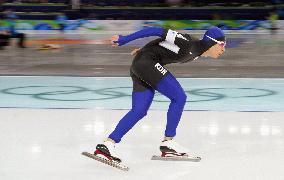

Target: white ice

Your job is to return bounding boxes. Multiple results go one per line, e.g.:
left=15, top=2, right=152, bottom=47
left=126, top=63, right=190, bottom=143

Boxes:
left=0, top=108, right=283, bottom=180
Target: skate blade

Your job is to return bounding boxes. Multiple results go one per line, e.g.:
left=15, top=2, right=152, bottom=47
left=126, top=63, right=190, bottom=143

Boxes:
left=151, top=155, right=201, bottom=162
left=82, top=152, right=129, bottom=171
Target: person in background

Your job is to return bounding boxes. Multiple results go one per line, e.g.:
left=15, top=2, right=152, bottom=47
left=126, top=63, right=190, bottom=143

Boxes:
left=56, top=13, right=68, bottom=33
left=0, top=30, right=11, bottom=50
left=4, top=10, right=27, bottom=48
left=268, top=10, right=279, bottom=35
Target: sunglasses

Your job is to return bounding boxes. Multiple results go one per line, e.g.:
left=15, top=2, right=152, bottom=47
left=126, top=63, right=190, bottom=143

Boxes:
left=206, top=35, right=226, bottom=47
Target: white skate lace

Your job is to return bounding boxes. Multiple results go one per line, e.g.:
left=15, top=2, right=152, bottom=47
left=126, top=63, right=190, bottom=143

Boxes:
left=162, top=140, right=189, bottom=153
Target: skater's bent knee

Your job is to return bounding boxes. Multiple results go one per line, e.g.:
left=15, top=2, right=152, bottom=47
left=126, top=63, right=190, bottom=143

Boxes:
left=171, top=91, right=187, bottom=104
left=130, top=108, right=148, bottom=119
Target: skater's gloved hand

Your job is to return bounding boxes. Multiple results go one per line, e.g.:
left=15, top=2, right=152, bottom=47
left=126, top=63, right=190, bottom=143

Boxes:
left=110, top=35, right=120, bottom=47
left=111, top=35, right=131, bottom=46
left=110, top=35, right=127, bottom=47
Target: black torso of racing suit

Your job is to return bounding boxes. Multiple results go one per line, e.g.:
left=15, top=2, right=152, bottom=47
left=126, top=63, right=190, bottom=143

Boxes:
left=130, top=30, right=213, bottom=92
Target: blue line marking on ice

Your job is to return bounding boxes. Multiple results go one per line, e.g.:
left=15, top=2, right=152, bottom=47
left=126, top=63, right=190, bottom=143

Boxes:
left=0, top=76, right=283, bottom=111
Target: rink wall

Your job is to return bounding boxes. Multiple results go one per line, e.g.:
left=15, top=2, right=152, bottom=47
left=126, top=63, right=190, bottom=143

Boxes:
left=0, top=20, right=283, bottom=32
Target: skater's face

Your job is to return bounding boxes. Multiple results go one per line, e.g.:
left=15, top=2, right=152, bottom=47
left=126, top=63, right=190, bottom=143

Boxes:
left=207, top=43, right=226, bottom=58
left=204, top=35, right=226, bottom=58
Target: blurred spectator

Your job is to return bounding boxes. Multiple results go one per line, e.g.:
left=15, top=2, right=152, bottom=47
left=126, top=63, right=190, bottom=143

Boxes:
left=72, top=0, right=80, bottom=9
left=268, top=10, right=279, bottom=35
left=4, top=9, right=27, bottom=48
left=56, top=13, right=68, bottom=33
left=0, top=30, right=11, bottom=50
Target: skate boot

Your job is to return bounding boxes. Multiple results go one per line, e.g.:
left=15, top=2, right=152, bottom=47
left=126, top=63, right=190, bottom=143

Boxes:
left=151, top=139, right=201, bottom=161
left=82, top=141, right=129, bottom=171
left=160, top=139, right=189, bottom=157
left=94, top=141, right=122, bottom=163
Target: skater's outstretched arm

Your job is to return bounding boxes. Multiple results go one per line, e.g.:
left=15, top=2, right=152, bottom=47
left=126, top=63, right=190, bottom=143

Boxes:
left=110, top=27, right=192, bottom=51
left=111, top=27, right=166, bottom=46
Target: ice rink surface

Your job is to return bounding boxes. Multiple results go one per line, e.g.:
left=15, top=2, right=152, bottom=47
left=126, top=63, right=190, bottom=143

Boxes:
left=0, top=109, right=284, bottom=180
left=0, top=76, right=283, bottom=180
